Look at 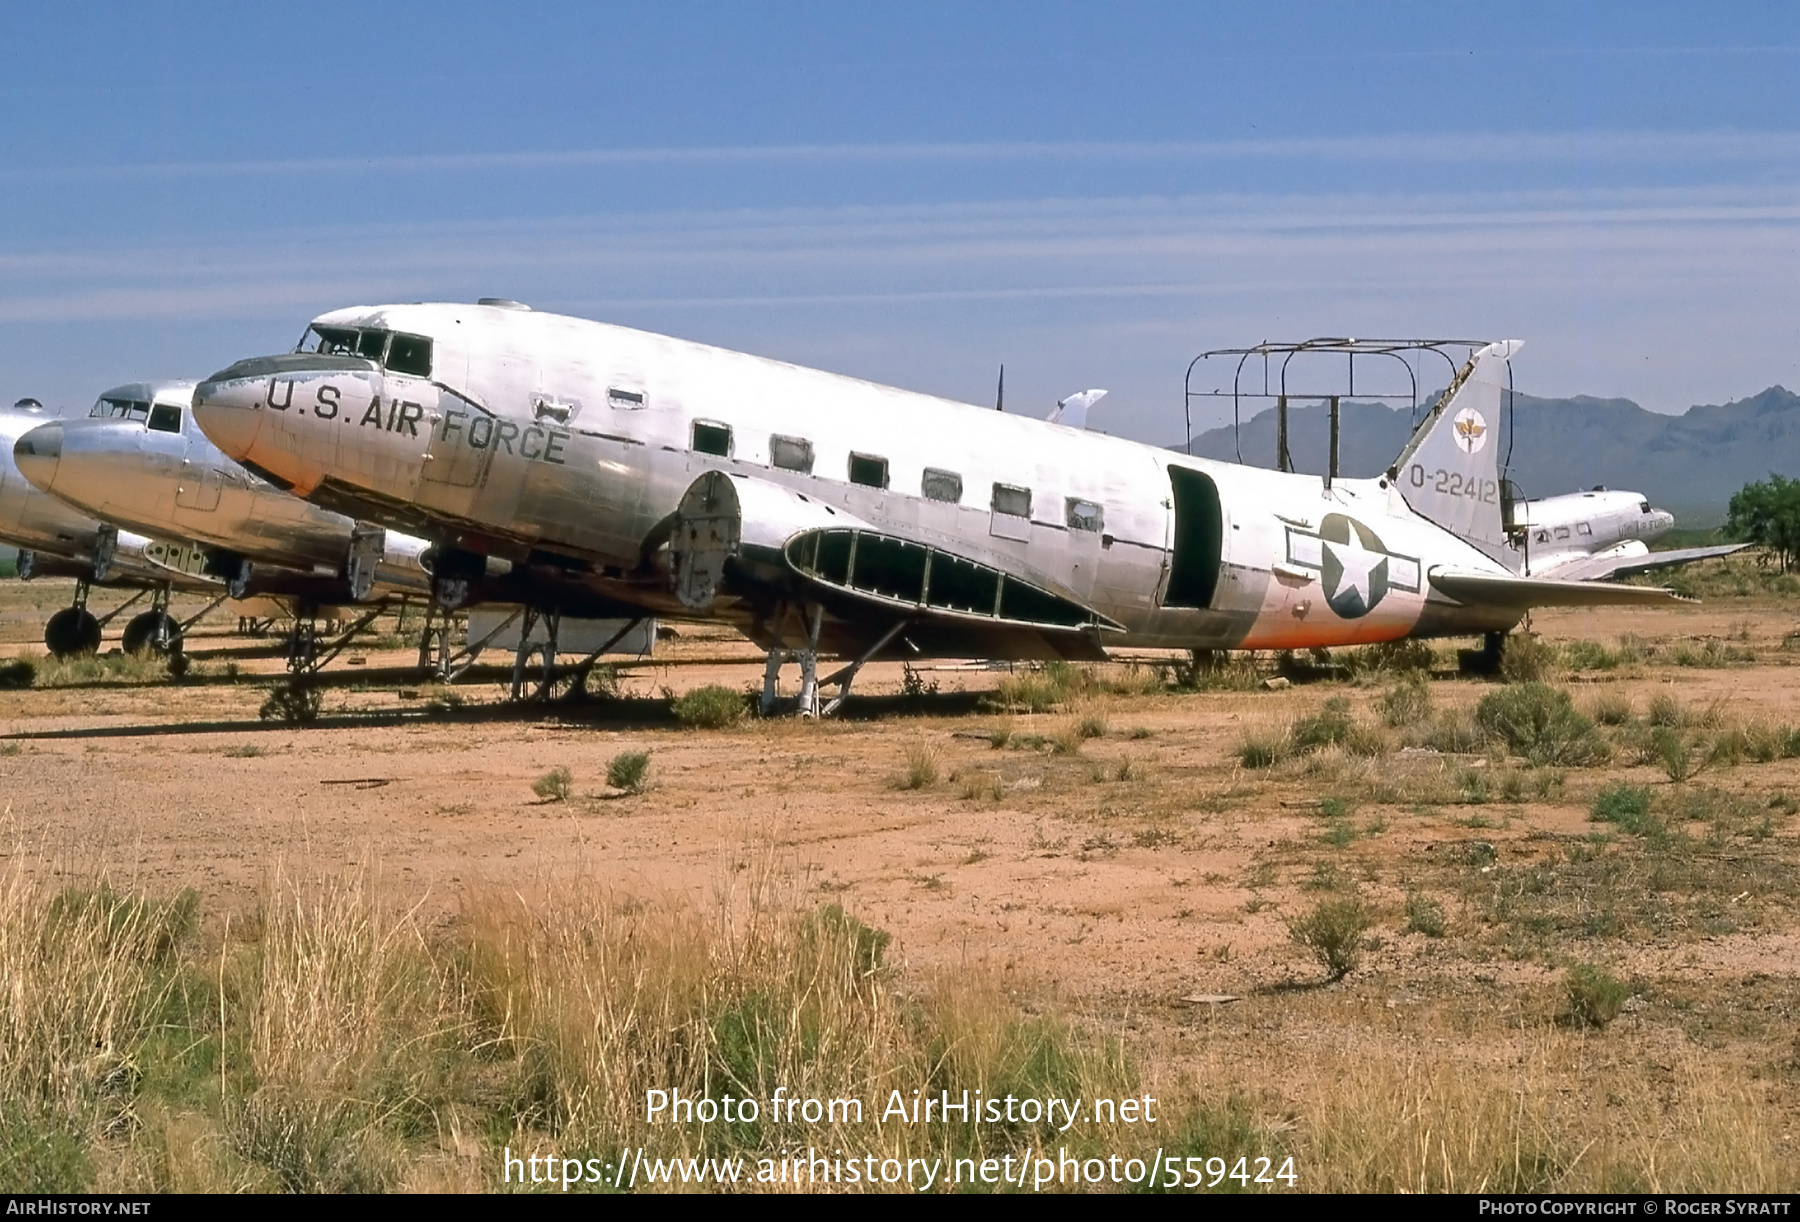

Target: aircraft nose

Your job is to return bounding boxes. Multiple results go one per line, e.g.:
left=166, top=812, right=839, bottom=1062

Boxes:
left=13, top=422, right=63, bottom=492
left=192, top=370, right=265, bottom=460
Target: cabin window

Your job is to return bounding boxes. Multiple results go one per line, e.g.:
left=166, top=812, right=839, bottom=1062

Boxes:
left=921, top=468, right=962, bottom=503
left=692, top=421, right=733, bottom=457
left=1554, top=526, right=1570, bottom=540
left=609, top=387, right=647, bottom=409
left=1065, top=498, right=1104, bottom=532
left=386, top=332, right=433, bottom=378
left=770, top=434, right=814, bottom=473
left=991, top=483, right=1031, bottom=518
left=1577, top=522, right=1592, bottom=536
left=848, top=453, right=889, bottom=489
left=147, top=404, right=183, bottom=434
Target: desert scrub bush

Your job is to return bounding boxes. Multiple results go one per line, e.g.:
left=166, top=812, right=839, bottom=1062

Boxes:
left=1287, top=896, right=1371, bottom=982
left=1403, top=708, right=1489, bottom=754
left=1561, top=639, right=1626, bottom=671
left=258, top=680, right=324, bottom=725
left=1590, top=783, right=1655, bottom=834
left=1237, top=725, right=1290, bottom=769
left=1646, top=691, right=1686, bottom=728
left=958, top=770, right=1004, bottom=801
left=1171, top=649, right=1263, bottom=691
left=990, top=661, right=1097, bottom=712
left=1588, top=692, right=1634, bottom=727
left=605, top=750, right=650, bottom=794
left=0, top=659, right=36, bottom=690
left=1475, top=683, right=1610, bottom=766
left=896, top=740, right=940, bottom=789
left=1664, top=639, right=1754, bottom=668
left=532, top=766, right=574, bottom=802
left=1652, top=727, right=1710, bottom=783
left=1378, top=673, right=1432, bottom=727
left=670, top=684, right=747, bottom=729
left=1345, top=637, right=1436, bottom=677
left=1404, top=891, right=1447, bottom=938
left=1290, top=696, right=1388, bottom=756
left=1564, top=963, right=1630, bottom=1029
left=1499, top=633, right=1559, bottom=683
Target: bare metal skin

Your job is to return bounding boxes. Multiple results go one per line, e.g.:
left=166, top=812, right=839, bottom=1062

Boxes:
left=190, top=303, right=1683, bottom=667
left=14, top=381, right=431, bottom=601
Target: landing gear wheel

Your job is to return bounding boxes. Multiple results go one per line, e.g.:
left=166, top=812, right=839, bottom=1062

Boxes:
left=121, top=611, right=182, bottom=657
left=44, top=608, right=101, bottom=659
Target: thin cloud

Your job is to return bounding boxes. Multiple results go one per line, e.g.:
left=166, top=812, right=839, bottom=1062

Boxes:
left=12, top=130, right=1800, bottom=183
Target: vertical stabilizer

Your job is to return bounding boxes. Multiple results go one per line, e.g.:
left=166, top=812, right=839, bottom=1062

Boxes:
left=1389, top=340, right=1520, bottom=555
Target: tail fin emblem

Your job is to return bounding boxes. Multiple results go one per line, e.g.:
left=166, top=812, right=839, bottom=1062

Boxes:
left=1453, top=408, right=1488, bottom=453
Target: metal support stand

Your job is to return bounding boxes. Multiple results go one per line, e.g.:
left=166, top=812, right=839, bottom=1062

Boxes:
left=1276, top=393, right=1293, bottom=473
left=795, top=604, right=824, bottom=718
left=509, top=606, right=541, bottom=700
left=562, top=617, right=644, bottom=700
left=760, top=608, right=908, bottom=718
left=815, top=620, right=910, bottom=717
left=1326, top=394, right=1340, bottom=489
left=436, top=606, right=522, bottom=683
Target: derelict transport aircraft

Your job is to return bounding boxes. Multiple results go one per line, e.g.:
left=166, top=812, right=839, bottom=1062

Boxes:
left=1507, top=489, right=1744, bottom=581
left=14, top=380, right=435, bottom=609
left=0, top=397, right=225, bottom=657
left=189, top=302, right=1687, bottom=714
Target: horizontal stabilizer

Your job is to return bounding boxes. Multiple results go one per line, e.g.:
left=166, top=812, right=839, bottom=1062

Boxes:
left=1539, top=543, right=1750, bottom=583
left=1428, top=568, right=1690, bottom=610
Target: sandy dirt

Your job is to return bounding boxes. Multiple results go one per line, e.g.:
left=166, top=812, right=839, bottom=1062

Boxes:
left=2, top=574, right=1797, bottom=1177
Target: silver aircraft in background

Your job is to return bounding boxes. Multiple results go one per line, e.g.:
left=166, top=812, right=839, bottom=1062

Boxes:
left=1508, top=488, right=1745, bottom=580
left=187, top=301, right=1693, bottom=714
left=0, top=396, right=223, bottom=656
left=15, top=380, right=435, bottom=606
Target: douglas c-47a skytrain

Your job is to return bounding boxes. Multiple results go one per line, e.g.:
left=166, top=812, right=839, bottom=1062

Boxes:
left=188, top=301, right=1689, bottom=714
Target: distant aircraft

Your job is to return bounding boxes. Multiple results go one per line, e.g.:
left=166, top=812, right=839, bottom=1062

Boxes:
left=189, top=303, right=1687, bottom=713
left=0, top=397, right=222, bottom=656
left=1506, top=488, right=1746, bottom=581
left=15, top=380, right=434, bottom=605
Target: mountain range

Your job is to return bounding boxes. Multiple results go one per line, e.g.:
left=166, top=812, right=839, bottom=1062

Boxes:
left=1184, top=386, right=1800, bottom=526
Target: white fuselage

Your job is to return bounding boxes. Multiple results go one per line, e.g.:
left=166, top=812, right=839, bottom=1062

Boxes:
left=191, top=303, right=1526, bottom=658
left=1512, top=489, right=1675, bottom=577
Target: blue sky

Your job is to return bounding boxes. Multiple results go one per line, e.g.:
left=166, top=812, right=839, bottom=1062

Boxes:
left=4, top=2, right=1800, bottom=443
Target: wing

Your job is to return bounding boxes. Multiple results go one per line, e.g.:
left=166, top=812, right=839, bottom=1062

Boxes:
left=1536, top=543, right=1750, bottom=583
left=1428, top=568, right=1692, bottom=610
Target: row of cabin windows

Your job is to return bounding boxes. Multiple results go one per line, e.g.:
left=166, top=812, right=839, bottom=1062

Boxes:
left=689, top=420, right=1105, bottom=532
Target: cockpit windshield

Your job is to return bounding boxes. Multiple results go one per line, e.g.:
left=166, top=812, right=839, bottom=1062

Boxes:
left=296, top=325, right=433, bottom=378
left=90, top=396, right=152, bottom=422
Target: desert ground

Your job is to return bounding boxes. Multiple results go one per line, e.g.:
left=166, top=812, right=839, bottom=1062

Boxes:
left=1, top=561, right=1796, bottom=1192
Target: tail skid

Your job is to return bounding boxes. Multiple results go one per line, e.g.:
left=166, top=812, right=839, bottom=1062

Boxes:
left=1388, top=340, right=1520, bottom=559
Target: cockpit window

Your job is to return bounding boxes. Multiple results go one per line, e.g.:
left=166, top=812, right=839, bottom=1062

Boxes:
left=356, top=329, right=390, bottom=362
left=91, top=397, right=151, bottom=421
left=146, top=403, right=183, bottom=434
left=303, top=326, right=361, bottom=356
left=296, top=325, right=432, bottom=379
left=386, top=332, right=433, bottom=378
